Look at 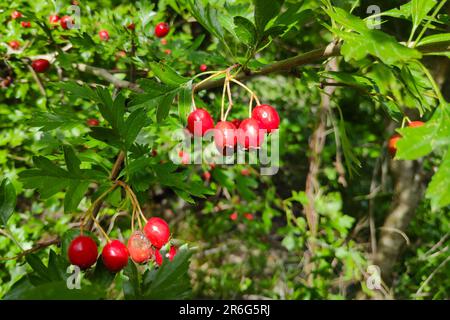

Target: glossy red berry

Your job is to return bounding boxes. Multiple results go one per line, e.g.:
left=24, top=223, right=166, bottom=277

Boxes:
left=127, top=231, right=153, bottom=264
left=8, top=40, right=20, bottom=50
left=230, top=212, right=238, bottom=221
left=68, top=235, right=98, bottom=269
left=86, top=118, right=99, bottom=126
left=11, top=11, right=22, bottom=20
left=49, top=15, right=60, bottom=25
left=144, top=217, right=170, bottom=249
left=187, top=108, right=215, bottom=137
left=244, top=213, right=254, bottom=220
left=155, top=22, right=170, bottom=38
left=31, top=59, right=50, bottom=73
left=21, top=21, right=31, bottom=28
left=199, top=64, right=208, bottom=72
left=388, top=133, right=401, bottom=157
left=154, top=249, right=163, bottom=266
left=408, top=121, right=425, bottom=128
left=127, top=23, right=135, bottom=30
left=252, top=104, right=280, bottom=133
left=102, top=240, right=129, bottom=272
left=60, top=16, right=73, bottom=30
left=99, top=30, right=109, bottom=41
left=237, top=118, right=265, bottom=149
left=167, top=246, right=178, bottom=261
left=214, top=121, right=237, bottom=152
left=241, top=168, right=250, bottom=176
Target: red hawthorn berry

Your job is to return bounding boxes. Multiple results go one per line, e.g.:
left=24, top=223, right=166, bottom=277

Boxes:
left=214, top=121, right=237, bottom=153
left=237, top=118, right=265, bottom=149
left=68, top=235, right=98, bottom=269
left=151, top=149, right=158, bottom=157
left=160, top=38, right=168, bottom=45
left=102, top=240, right=129, bottom=272
left=164, top=49, right=172, bottom=55
left=99, top=30, right=109, bottom=41
left=244, top=213, right=254, bottom=220
left=144, top=217, right=170, bottom=249
left=11, top=11, right=22, bottom=20
left=86, top=118, right=99, bottom=126
left=154, top=22, right=170, bottom=38
left=408, top=121, right=425, bottom=128
left=251, top=104, right=280, bottom=133
left=21, top=21, right=31, bottom=28
left=209, top=162, right=216, bottom=170
left=49, top=15, right=60, bottom=25
left=8, top=40, right=20, bottom=50
left=127, top=22, right=135, bottom=30
left=230, top=212, right=238, bottom=221
left=388, top=133, right=401, bottom=157
left=199, top=64, right=208, bottom=72
left=127, top=231, right=153, bottom=264
left=166, top=246, right=177, bottom=261
left=31, top=59, right=50, bottom=73
left=187, top=108, right=215, bottom=137
left=60, top=16, right=73, bottom=30
left=154, top=249, right=163, bottom=266
left=241, top=168, right=250, bottom=176
left=202, top=171, right=211, bottom=182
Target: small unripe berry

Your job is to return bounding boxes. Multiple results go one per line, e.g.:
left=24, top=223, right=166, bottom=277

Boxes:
left=127, top=231, right=153, bottom=264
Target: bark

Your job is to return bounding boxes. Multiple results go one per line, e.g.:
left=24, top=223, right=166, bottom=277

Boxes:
left=374, top=159, right=425, bottom=284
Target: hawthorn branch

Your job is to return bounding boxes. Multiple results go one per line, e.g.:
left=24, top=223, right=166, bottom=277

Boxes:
left=0, top=237, right=60, bottom=262
left=74, top=63, right=143, bottom=93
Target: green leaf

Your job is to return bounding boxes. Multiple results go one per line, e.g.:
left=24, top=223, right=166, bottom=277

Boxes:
left=188, top=0, right=226, bottom=44
left=124, top=108, right=151, bottom=149
left=29, top=111, right=80, bottom=131
left=123, top=261, right=140, bottom=299
left=53, top=81, right=98, bottom=102
left=396, top=109, right=450, bottom=159
left=90, top=255, right=116, bottom=288
left=326, top=7, right=422, bottom=65
left=141, top=245, right=192, bottom=299
left=156, top=91, right=177, bottom=123
left=253, top=0, right=284, bottom=35
left=417, top=33, right=450, bottom=46
left=233, top=16, right=257, bottom=47
left=426, top=147, right=450, bottom=210
left=411, top=0, right=437, bottom=30
left=26, top=254, right=51, bottom=281
left=150, top=62, right=189, bottom=86
left=89, top=127, right=123, bottom=148
left=64, top=180, right=90, bottom=214
left=0, top=178, right=16, bottom=226
left=178, top=83, right=193, bottom=126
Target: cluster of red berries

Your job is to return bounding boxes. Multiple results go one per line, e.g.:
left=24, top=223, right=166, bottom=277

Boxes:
left=186, top=104, right=280, bottom=153
left=68, top=217, right=177, bottom=272
left=9, top=10, right=170, bottom=75
left=388, top=121, right=424, bottom=156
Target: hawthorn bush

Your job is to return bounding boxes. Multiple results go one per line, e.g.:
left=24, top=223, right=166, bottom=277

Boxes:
left=0, top=0, right=449, bottom=300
